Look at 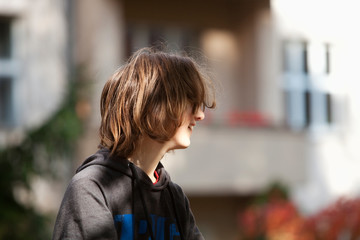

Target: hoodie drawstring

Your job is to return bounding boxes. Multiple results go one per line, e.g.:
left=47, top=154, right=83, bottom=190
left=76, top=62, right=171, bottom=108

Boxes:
left=167, top=184, right=185, bottom=240
left=129, top=162, right=184, bottom=240
left=131, top=170, right=136, bottom=238
left=129, top=163, right=156, bottom=240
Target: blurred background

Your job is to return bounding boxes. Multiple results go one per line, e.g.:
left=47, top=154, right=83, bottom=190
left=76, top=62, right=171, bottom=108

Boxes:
left=1, top=0, right=360, bottom=239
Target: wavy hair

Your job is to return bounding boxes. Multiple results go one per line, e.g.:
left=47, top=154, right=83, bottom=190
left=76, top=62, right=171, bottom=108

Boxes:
left=99, top=47, right=216, bottom=158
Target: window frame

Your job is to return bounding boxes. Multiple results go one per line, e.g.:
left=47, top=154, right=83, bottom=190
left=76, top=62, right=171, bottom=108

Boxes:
left=282, top=40, right=334, bottom=130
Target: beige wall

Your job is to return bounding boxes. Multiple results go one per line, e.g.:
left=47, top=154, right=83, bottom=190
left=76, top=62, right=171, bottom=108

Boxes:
left=74, top=0, right=126, bottom=164
left=163, top=126, right=307, bottom=195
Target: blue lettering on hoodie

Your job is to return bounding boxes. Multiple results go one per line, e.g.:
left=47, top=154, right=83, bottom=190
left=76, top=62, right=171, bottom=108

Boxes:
left=114, top=214, right=180, bottom=240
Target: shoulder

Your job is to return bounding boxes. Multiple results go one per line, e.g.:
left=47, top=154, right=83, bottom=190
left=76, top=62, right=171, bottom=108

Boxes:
left=65, top=164, right=132, bottom=207
left=54, top=166, right=118, bottom=239
left=73, top=164, right=107, bottom=181
left=72, top=163, right=127, bottom=187
left=69, top=165, right=107, bottom=190
left=64, top=165, right=122, bottom=202
left=64, top=166, right=108, bottom=200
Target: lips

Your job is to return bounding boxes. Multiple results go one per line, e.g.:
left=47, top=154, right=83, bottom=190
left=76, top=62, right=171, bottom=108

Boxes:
left=188, top=123, right=195, bottom=131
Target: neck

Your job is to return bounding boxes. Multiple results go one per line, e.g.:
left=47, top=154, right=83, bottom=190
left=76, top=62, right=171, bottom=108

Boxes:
left=129, top=136, right=168, bottom=183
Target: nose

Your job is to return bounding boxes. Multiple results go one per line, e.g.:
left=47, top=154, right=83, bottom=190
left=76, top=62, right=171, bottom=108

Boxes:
left=194, top=108, right=205, bottom=121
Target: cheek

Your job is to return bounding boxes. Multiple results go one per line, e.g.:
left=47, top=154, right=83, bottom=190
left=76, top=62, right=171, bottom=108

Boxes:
left=176, top=125, right=189, bottom=137
left=175, top=125, right=191, bottom=141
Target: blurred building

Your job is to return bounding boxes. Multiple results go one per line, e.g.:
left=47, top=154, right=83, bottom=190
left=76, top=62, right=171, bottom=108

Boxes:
left=0, top=0, right=71, bottom=215
left=2, top=0, right=360, bottom=239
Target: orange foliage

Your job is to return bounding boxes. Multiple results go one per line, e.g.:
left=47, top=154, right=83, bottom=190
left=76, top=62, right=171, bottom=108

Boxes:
left=238, top=197, right=360, bottom=240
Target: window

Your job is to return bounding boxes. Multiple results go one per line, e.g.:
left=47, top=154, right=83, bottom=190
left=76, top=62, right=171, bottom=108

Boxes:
left=0, top=17, right=14, bottom=127
left=283, top=40, right=333, bottom=130
left=0, top=17, right=11, bottom=59
left=0, top=77, right=12, bottom=125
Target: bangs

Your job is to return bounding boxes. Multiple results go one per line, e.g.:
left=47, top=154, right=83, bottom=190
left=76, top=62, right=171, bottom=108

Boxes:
left=180, top=58, right=216, bottom=113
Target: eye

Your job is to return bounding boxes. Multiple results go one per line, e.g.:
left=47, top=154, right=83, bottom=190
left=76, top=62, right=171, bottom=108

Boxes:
left=191, top=106, right=196, bottom=113
left=191, top=104, right=198, bottom=114
left=191, top=103, right=204, bottom=114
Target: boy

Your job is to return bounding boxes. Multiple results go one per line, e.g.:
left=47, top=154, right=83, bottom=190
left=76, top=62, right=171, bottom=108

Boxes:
left=53, top=47, right=216, bottom=240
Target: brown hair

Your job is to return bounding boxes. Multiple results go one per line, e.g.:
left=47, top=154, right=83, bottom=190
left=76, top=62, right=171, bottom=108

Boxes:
left=99, top=47, right=216, bottom=158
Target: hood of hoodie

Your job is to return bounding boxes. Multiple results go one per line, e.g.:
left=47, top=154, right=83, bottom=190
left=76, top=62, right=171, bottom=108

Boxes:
left=76, top=148, right=171, bottom=191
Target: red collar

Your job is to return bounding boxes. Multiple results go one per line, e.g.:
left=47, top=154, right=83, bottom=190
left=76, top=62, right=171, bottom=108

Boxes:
left=153, top=171, right=159, bottom=184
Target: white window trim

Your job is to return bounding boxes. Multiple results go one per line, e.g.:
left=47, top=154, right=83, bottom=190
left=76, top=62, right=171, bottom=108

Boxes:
left=283, top=40, right=334, bottom=130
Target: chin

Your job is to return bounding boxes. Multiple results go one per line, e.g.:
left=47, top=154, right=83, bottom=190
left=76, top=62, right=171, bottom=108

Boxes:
left=179, top=144, right=190, bottom=149
left=171, top=141, right=191, bottom=150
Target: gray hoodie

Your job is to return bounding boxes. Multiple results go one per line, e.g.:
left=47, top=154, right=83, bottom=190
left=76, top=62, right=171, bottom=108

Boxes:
left=52, top=148, right=204, bottom=240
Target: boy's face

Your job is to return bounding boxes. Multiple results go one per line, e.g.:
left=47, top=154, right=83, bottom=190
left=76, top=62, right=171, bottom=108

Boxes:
left=168, top=104, right=205, bottom=150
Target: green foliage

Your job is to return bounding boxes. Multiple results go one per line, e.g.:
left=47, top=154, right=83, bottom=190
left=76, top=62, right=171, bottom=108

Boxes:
left=0, top=79, right=83, bottom=240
